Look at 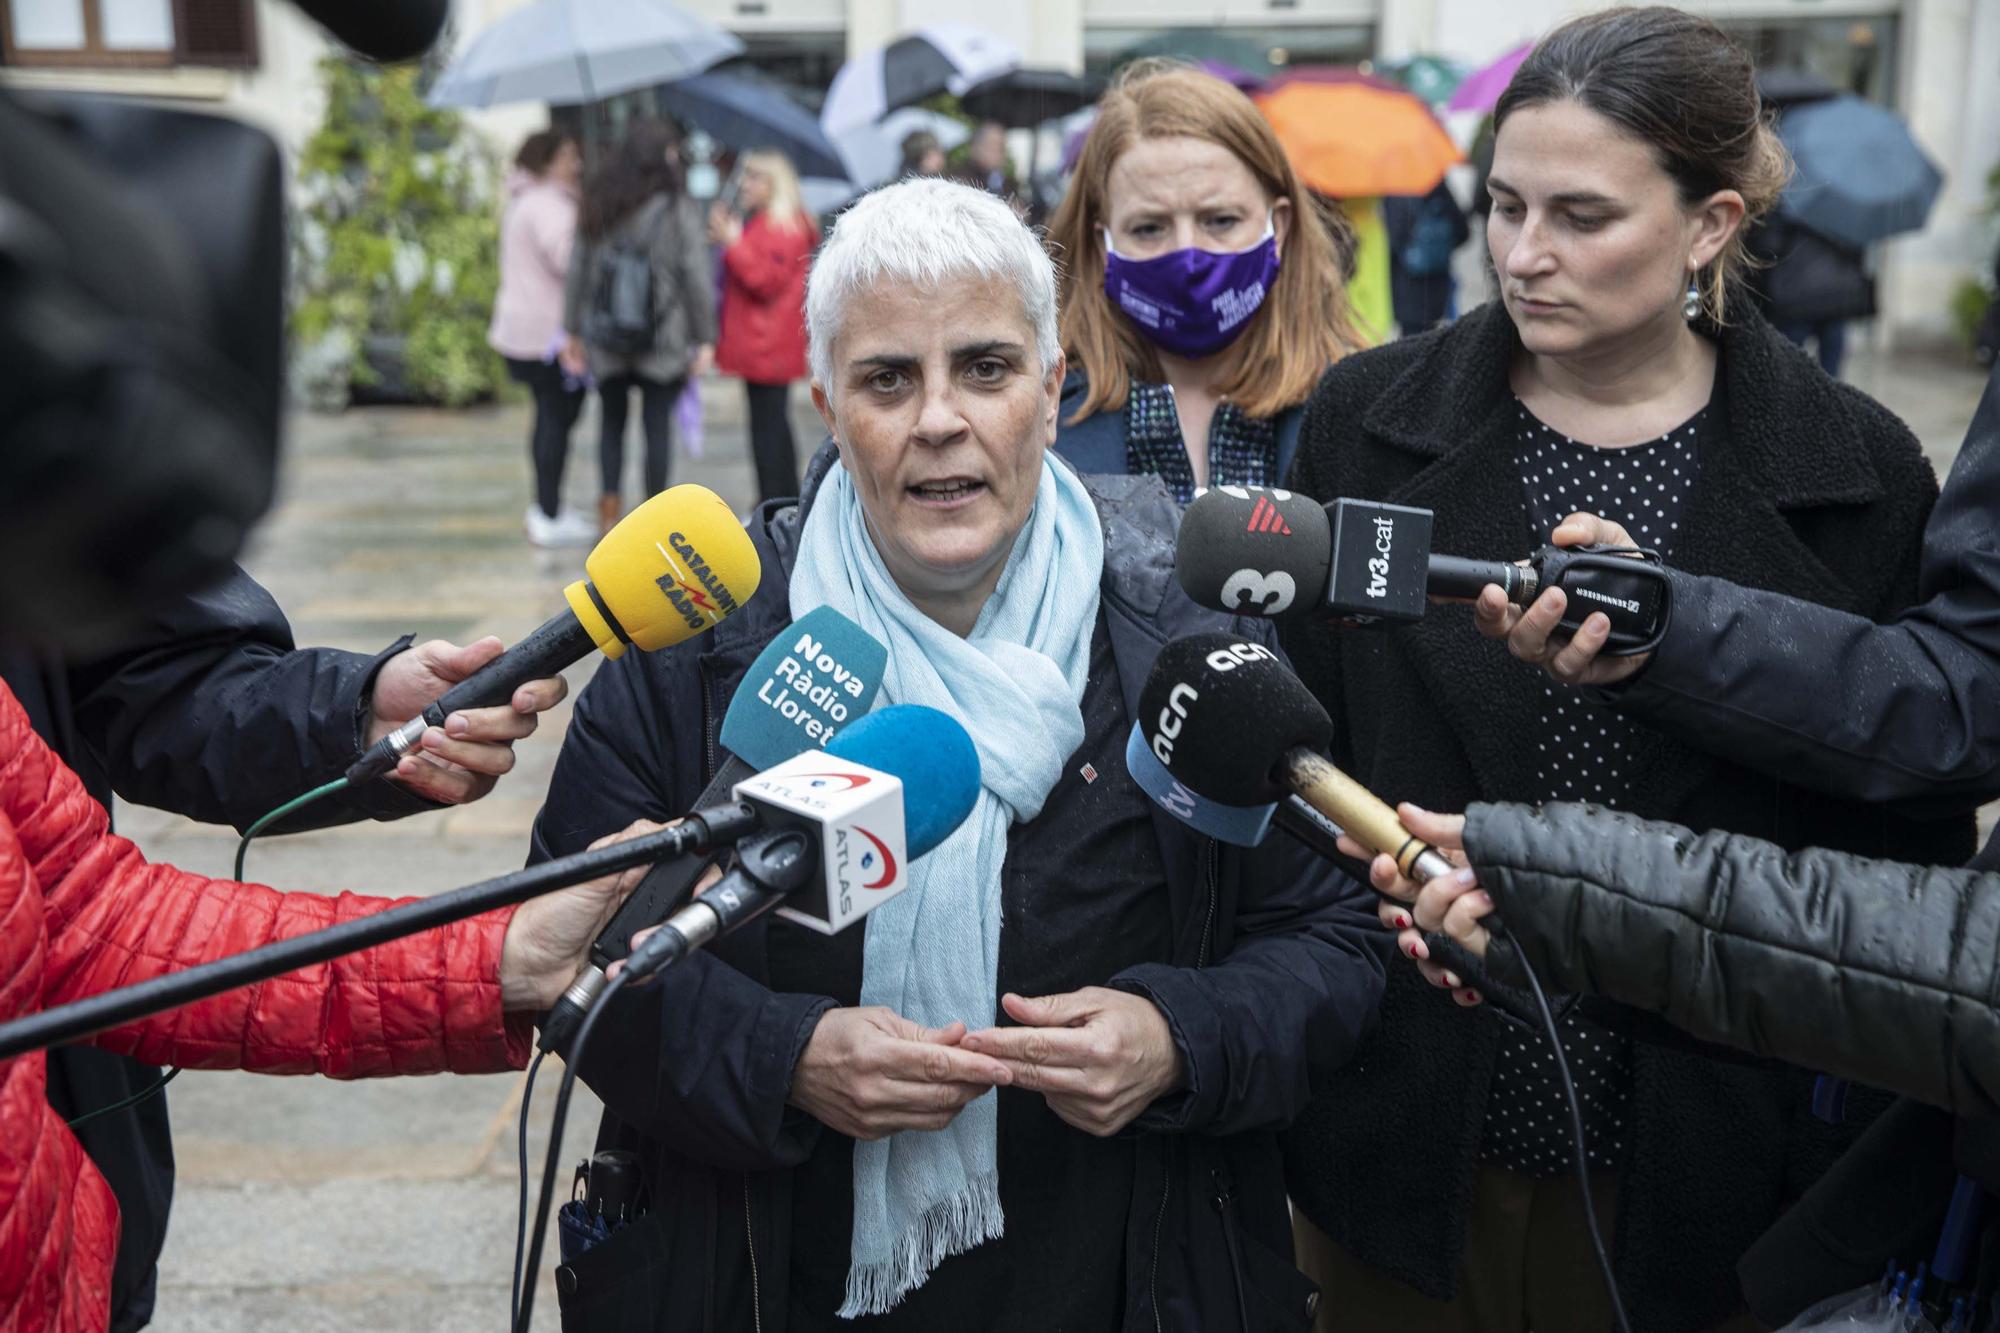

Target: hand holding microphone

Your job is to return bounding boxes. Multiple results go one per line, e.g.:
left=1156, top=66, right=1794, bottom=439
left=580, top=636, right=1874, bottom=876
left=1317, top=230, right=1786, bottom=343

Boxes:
left=1474, top=512, right=1655, bottom=687
left=346, top=483, right=761, bottom=786
left=1341, top=807, right=1493, bottom=1008
left=364, top=637, right=568, bottom=804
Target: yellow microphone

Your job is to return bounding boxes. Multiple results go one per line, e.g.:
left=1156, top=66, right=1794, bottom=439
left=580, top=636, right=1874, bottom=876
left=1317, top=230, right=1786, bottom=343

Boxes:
left=347, top=484, right=761, bottom=784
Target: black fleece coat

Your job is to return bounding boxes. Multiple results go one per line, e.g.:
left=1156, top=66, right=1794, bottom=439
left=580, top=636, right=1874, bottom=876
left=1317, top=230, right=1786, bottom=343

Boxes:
left=1278, top=300, right=1972, bottom=1333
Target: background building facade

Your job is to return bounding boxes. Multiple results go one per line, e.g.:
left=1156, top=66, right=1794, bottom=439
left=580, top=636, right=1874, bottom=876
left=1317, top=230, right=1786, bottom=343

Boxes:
left=3, top=0, right=1995, bottom=346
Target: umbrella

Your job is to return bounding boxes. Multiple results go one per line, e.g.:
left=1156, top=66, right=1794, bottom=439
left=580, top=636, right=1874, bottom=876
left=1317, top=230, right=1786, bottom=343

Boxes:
left=1757, top=67, right=1840, bottom=108
left=427, top=0, right=741, bottom=108
left=1267, top=64, right=1406, bottom=94
left=820, top=24, right=1019, bottom=138
left=654, top=69, right=847, bottom=179
left=1383, top=54, right=1466, bottom=106
left=959, top=68, right=1104, bottom=126
left=1777, top=95, right=1943, bottom=249
left=1196, top=59, right=1266, bottom=93
left=1447, top=41, right=1531, bottom=114
left=828, top=106, right=969, bottom=190
left=1256, top=81, right=1463, bottom=198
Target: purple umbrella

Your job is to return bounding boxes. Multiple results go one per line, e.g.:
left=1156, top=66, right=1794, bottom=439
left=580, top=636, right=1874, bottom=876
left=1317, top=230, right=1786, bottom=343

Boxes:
left=1197, top=59, right=1266, bottom=93
left=1447, top=42, right=1530, bottom=114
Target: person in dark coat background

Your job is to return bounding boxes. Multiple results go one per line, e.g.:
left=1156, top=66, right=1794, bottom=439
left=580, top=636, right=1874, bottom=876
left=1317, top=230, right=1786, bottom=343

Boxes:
left=1748, top=212, right=1873, bottom=378
left=1278, top=10, right=1968, bottom=1333
left=530, top=177, right=1384, bottom=1333
left=1383, top=182, right=1471, bottom=336
left=0, top=569, right=566, bottom=1332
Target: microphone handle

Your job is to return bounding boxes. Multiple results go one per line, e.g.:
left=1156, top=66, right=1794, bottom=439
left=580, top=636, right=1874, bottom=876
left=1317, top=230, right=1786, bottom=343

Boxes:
left=540, top=758, right=756, bottom=1056
left=1426, top=554, right=1539, bottom=606
left=1279, top=748, right=1455, bottom=884
left=0, top=804, right=761, bottom=1062
left=346, top=606, right=594, bottom=786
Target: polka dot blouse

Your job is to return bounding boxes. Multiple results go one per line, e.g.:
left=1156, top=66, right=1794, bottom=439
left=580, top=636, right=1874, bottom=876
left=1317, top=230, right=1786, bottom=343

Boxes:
left=1479, top=399, right=1706, bottom=1178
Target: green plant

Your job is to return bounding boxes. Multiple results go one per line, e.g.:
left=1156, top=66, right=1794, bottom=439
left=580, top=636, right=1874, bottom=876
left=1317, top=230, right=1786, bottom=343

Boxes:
left=1949, top=164, right=2000, bottom=355
left=291, top=56, right=502, bottom=406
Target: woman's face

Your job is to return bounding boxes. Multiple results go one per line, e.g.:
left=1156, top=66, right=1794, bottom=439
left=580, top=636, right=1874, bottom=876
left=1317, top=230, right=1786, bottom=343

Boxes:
left=550, top=140, right=582, bottom=188
left=1486, top=101, right=1742, bottom=359
left=1102, top=135, right=1290, bottom=261
left=738, top=165, right=772, bottom=213
left=812, top=276, right=1060, bottom=610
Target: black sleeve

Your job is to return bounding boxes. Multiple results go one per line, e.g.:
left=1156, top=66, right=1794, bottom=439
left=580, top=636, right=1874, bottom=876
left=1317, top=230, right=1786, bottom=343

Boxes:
left=1111, top=832, right=1388, bottom=1137
left=1463, top=800, right=2000, bottom=1118
left=61, top=566, right=434, bottom=832
left=1603, top=365, right=2000, bottom=808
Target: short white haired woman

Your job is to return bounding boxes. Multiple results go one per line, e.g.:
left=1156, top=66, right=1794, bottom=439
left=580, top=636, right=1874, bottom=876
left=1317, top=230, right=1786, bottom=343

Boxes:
left=530, top=176, right=1385, bottom=1331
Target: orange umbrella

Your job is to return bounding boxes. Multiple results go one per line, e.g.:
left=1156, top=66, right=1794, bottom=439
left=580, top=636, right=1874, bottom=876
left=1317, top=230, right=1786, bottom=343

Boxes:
left=1255, top=80, right=1463, bottom=198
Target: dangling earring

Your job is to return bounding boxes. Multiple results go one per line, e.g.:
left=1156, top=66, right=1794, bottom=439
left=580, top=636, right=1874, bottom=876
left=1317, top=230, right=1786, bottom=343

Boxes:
left=1682, top=275, right=1702, bottom=322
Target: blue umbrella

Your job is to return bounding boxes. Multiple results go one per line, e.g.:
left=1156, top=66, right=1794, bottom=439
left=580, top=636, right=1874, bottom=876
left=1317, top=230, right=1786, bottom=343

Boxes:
left=1778, top=95, right=1943, bottom=250
left=655, top=70, right=849, bottom=180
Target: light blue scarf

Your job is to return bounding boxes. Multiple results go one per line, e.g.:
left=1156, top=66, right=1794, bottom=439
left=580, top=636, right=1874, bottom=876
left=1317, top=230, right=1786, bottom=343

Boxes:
left=789, top=452, right=1104, bottom=1316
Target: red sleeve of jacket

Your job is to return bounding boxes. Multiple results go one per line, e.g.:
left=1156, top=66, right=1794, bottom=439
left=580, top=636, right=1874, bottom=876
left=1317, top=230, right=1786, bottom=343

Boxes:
left=2, top=684, right=529, bottom=1078
left=722, top=216, right=813, bottom=302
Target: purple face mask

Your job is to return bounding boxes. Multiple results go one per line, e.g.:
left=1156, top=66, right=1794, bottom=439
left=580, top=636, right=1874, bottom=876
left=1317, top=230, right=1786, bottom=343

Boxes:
left=1102, top=217, right=1281, bottom=359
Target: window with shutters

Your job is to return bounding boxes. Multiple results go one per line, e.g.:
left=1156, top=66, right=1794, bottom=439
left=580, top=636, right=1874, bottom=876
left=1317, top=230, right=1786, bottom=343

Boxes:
left=0, top=0, right=255, bottom=68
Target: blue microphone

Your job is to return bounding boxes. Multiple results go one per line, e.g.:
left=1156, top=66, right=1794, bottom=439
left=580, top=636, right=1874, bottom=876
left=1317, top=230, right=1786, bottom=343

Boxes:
left=625, top=705, right=980, bottom=967
left=539, top=608, right=890, bottom=1053
left=721, top=606, right=889, bottom=767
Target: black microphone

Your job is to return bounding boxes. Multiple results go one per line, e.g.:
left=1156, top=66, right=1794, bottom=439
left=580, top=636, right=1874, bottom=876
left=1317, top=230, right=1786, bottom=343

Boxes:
left=1177, top=486, right=1669, bottom=654
left=1134, top=633, right=1457, bottom=884
left=289, top=0, right=449, bottom=62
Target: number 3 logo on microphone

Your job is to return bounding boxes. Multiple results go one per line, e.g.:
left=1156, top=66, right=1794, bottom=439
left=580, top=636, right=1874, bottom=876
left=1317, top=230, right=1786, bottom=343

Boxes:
left=1220, top=568, right=1297, bottom=617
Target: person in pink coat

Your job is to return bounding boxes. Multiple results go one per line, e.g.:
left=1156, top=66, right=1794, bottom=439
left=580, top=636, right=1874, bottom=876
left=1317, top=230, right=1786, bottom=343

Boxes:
left=709, top=150, right=817, bottom=503
left=489, top=131, right=593, bottom=547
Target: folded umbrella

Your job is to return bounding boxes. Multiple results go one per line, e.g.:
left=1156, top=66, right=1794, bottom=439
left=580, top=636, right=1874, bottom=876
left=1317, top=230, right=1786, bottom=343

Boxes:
left=427, top=0, right=740, bottom=108
left=1778, top=95, right=1943, bottom=250
left=820, top=24, right=1019, bottom=138
left=1257, top=80, right=1463, bottom=198
left=654, top=69, right=847, bottom=179
left=1448, top=41, right=1531, bottom=114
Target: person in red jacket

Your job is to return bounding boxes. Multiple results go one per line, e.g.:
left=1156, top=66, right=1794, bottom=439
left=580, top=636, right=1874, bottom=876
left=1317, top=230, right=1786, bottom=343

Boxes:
left=0, top=679, right=651, bottom=1332
left=709, top=150, right=818, bottom=503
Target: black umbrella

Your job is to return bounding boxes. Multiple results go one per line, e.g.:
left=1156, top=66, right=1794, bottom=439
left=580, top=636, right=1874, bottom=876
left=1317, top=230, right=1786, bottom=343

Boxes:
left=820, top=23, right=1019, bottom=137
left=958, top=68, right=1105, bottom=127
left=1778, top=94, right=1943, bottom=249
left=1757, top=66, right=1839, bottom=108
left=655, top=69, right=848, bottom=179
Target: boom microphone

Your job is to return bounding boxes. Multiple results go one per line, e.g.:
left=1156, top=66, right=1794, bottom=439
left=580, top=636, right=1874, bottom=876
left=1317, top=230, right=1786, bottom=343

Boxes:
left=537, top=608, right=888, bottom=1053
left=1133, top=632, right=1455, bottom=883
left=290, top=0, right=450, bottom=63
left=348, top=484, right=760, bottom=785
left=1177, top=486, right=1670, bottom=655
left=619, top=704, right=982, bottom=975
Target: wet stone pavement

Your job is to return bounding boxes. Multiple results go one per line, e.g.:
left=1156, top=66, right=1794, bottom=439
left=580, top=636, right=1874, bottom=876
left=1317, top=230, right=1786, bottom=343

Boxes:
left=120, top=352, right=1986, bottom=1331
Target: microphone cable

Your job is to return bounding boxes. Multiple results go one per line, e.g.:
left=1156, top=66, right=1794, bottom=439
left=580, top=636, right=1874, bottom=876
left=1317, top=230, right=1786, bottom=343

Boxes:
left=1486, top=921, right=1634, bottom=1333
left=513, top=968, right=633, bottom=1333
left=510, top=1049, right=547, bottom=1330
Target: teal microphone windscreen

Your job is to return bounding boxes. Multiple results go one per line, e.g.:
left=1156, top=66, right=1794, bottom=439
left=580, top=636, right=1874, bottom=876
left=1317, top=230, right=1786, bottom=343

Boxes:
left=825, top=705, right=980, bottom=857
left=721, top=607, right=889, bottom=767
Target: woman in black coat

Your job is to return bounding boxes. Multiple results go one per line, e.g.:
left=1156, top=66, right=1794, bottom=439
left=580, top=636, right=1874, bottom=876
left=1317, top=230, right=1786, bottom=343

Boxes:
left=1277, top=10, right=1969, bottom=1333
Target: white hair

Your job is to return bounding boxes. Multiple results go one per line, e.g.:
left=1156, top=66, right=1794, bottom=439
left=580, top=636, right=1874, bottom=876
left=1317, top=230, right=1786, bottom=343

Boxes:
left=806, top=176, right=1059, bottom=392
